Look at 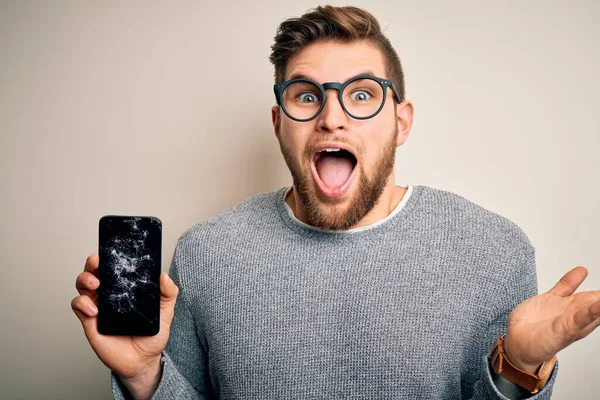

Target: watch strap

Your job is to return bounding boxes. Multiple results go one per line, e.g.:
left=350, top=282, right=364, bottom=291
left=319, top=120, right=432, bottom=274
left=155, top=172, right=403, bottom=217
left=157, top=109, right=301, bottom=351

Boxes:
left=490, top=334, right=557, bottom=394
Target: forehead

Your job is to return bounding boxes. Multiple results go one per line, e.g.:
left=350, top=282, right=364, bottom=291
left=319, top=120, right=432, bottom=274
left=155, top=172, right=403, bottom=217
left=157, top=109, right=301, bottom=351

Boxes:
left=285, top=40, right=387, bottom=83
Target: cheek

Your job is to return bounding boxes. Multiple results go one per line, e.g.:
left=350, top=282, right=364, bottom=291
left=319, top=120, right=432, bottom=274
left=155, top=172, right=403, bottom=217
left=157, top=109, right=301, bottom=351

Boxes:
left=357, top=122, right=395, bottom=167
left=280, top=121, right=313, bottom=157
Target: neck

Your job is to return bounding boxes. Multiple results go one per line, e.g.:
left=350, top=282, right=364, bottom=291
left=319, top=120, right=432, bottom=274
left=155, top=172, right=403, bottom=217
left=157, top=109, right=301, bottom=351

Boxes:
left=285, top=173, right=407, bottom=230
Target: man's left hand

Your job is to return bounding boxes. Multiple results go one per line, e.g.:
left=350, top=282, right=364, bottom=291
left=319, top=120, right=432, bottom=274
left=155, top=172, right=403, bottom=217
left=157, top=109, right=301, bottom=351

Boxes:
left=504, top=266, right=600, bottom=373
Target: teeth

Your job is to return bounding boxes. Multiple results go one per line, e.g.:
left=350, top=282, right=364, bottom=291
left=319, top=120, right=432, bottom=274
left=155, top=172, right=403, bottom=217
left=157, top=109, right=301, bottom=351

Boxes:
left=322, top=148, right=341, bottom=152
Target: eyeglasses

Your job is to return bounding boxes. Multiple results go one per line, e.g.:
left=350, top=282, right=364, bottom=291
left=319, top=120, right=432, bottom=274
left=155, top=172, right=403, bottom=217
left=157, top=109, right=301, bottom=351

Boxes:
left=274, top=75, right=401, bottom=122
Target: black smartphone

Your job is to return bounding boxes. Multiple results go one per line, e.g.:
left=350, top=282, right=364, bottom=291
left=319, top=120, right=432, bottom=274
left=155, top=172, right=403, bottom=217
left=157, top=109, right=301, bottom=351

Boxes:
left=97, top=215, right=162, bottom=336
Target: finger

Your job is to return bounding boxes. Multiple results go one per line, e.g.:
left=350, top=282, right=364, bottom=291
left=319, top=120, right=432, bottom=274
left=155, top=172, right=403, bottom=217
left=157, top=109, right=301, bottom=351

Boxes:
left=71, top=295, right=101, bottom=342
left=547, top=266, right=588, bottom=297
left=84, top=253, right=99, bottom=277
left=71, top=295, right=99, bottom=319
left=571, top=296, right=600, bottom=332
left=579, top=301, right=600, bottom=339
left=159, top=273, right=179, bottom=330
left=75, top=271, right=100, bottom=296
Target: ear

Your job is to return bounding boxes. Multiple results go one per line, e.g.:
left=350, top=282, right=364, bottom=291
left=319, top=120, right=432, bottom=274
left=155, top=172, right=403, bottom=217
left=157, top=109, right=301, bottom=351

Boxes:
left=272, top=105, right=281, bottom=139
left=395, top=100, right=414, bottom=147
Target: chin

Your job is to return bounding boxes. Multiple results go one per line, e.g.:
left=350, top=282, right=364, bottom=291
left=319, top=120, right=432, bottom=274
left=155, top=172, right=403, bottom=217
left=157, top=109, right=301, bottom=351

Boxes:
left=303, top=173, right=374, bottom=231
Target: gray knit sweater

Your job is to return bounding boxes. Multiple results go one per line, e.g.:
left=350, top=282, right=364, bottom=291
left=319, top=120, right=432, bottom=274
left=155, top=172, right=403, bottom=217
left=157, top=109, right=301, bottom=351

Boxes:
left=112, top=185, right=558, bottom=399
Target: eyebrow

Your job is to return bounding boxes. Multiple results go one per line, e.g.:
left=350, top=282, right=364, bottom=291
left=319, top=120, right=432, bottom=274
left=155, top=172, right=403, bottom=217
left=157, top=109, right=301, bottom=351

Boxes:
left=287, top=70, right=377, bottom=83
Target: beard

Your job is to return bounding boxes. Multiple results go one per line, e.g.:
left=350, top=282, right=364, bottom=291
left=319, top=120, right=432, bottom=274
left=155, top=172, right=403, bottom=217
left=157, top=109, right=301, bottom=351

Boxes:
left=279, top=126, right=398, bottom=231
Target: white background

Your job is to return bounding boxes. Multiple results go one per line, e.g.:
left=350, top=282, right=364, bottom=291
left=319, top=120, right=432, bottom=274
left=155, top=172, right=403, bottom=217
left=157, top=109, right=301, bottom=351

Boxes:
left=1, top=1, right=598, bottom=398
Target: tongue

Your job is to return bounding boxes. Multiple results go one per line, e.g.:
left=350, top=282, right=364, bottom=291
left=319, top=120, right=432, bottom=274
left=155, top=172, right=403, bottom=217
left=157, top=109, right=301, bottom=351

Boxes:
left=315, top=154, right=354, bottom=188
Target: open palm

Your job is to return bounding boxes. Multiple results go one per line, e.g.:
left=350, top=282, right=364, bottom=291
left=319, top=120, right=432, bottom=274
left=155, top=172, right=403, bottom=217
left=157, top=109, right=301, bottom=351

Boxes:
left=504, top=266, right=600, bottom=372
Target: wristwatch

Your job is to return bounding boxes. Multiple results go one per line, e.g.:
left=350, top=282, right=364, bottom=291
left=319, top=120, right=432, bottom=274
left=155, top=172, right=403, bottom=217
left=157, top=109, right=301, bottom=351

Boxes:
left=490, top=333, right=557, bottom=394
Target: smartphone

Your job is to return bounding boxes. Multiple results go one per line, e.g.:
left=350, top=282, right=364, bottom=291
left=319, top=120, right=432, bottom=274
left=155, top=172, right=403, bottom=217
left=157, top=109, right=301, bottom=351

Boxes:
left=97, top=215, right=162, bottom=336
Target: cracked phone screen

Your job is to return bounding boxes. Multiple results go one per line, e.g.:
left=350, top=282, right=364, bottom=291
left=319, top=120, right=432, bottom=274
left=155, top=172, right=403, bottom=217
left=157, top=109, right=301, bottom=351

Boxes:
left=98, top=216, right=161, bottom=336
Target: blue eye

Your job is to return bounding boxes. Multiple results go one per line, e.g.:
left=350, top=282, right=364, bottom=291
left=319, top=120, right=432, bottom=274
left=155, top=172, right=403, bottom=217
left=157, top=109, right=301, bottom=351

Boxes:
left=297, top=92, right=319, bottom=103
left=350, top=90, right=371, bottom=101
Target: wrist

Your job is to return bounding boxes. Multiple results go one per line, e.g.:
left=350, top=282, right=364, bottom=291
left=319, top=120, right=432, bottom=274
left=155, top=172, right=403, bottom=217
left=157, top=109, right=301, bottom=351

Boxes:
left=503, top=351, right=543, bottom=375
left=503, top=337, right=546, bottom=374
left=490, top=334, right=557, bottom=394
left=121, top=356, right=162, bottom=400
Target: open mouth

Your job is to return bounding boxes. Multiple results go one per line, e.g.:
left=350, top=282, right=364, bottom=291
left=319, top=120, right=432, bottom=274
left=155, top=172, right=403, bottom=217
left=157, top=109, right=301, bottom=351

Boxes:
left=311, top=148, right=358, bottom=198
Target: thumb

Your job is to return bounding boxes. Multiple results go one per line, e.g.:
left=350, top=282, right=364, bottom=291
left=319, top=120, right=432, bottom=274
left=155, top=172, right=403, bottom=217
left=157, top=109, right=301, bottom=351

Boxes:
left=159, top=273, right=179, bottom=328
left=548, top=266, right=588, bottom=297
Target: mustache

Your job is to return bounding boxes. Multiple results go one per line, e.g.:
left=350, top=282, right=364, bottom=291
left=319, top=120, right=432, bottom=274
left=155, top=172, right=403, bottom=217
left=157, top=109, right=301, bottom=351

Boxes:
left=304, top=136, right=361, bottom=158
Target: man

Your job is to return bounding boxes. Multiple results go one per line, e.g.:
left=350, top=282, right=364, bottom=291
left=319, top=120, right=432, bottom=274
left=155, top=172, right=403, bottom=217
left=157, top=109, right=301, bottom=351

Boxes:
left=72, top=5, right=600, bottom=399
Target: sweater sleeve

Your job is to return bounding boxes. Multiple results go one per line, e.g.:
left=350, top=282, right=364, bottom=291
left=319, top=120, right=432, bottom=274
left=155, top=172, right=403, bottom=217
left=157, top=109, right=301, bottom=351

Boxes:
left=111, top=247, right=213, bottom=399
left=467, top=243, right=559, bottom=399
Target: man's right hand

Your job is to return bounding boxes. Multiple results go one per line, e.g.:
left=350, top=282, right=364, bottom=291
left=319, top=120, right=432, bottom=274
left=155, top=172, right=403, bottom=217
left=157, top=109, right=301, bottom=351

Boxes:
left=71, top=253, right=179, bottom=400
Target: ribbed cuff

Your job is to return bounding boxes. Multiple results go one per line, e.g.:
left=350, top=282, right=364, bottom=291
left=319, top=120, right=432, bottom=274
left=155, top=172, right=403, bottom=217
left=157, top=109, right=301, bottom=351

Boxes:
left=484, top=354, right=559, bottom=400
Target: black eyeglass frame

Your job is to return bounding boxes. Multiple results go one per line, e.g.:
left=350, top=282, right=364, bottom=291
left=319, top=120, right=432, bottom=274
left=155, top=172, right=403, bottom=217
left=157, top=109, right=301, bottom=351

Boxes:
left=273, top=75, right=402, bottom=122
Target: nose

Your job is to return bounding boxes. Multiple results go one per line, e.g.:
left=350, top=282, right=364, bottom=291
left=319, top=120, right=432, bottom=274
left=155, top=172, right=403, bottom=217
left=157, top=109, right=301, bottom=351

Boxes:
left=315, top=89, right=348, bottom=133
